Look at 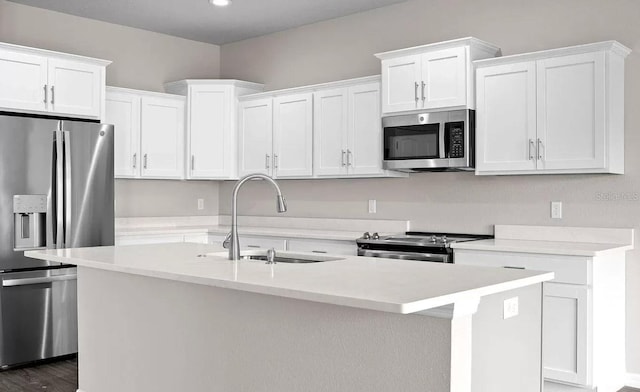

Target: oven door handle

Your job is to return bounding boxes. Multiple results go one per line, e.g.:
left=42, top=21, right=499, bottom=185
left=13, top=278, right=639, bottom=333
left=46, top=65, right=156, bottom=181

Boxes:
left=359, top=249, right=450, bottom=263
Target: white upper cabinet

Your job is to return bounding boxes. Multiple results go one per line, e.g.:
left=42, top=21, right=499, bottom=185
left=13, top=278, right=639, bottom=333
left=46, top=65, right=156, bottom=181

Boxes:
left=476, top=61, right=538, bottom=172
left=165, top=80, right=263, bottom=180
left=313, top=79, right=387, bottom=177
left=140, top=95, right=185, bottom=179
left=475, top=41, right=630, bottom=175
left=105, top=90, right=140, bottom=178
left=313, top=88, right=348, bottom=176
left=240, top=76, right=404, bottom=180
left=273, top=93, right=314, bottom=178
left=106, top=87, right=185, bottom=180
left=0, top=42, right=109, bottom=119
left=238, top=98, right=273, bottom=177
left=376, top=37, right=500, bottom=115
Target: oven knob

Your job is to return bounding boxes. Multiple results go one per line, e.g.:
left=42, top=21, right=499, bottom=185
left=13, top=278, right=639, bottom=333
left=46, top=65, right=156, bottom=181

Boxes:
left=362, top=232, right=371, bottom=240
left=372, top=232, right=380, bottom=240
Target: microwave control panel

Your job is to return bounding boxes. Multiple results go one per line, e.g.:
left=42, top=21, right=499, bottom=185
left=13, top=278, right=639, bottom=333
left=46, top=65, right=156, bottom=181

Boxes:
left=447, top=122, right=465, bottom=158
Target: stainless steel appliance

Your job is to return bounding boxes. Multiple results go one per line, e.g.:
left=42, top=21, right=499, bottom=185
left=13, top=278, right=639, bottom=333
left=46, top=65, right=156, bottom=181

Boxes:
left=356, top=231, right=492, bottom=263
left=0, top=113, right=114, bottom=368
left=382, top=109, right=475, bottom=172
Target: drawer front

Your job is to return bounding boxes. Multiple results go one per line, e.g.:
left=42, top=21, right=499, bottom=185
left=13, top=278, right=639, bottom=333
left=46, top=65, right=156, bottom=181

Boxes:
left=288, top=239, right=357, bottom=256
left=183, top=233, right=209, bottom=244
left=116, top=234, right=184, bottom=246
left=454, top=250, right=591, bottom=285
left=241, top=236, right=287, bottom=251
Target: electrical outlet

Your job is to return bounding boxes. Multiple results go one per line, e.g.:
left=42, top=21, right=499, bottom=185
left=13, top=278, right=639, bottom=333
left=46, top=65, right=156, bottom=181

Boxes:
left=503, top=297, right=519, bottom=320
left=551, top=201, right=562, bottom=219
left=197, top=199, right=204, bottom=210
left=368, top=199, right=377, bottom=214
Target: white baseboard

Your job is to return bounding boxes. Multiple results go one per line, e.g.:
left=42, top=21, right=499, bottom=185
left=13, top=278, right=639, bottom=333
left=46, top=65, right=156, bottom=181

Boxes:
left=627, top=372, right=640, bottom=388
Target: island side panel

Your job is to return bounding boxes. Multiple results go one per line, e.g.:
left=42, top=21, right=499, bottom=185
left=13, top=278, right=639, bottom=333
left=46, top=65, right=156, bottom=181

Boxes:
left=77, top=267, right=456, bottom=392
left=472, top=283, right=543, bottom=392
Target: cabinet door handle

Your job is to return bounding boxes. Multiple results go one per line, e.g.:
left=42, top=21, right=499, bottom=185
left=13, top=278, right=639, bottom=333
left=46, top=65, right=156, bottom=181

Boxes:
left=414, top=82, right=419, bottom=103
left=503, top=266, right=525, bottom=270
left=274, top=154, right=279, bottom=169
left=311, top=250, right=327, bottom=254
left=265, top=154, right=270, bottom=169
left=537, top=138, right=544, bottom=160
left=132, top=153, right=137, bottom=169
left=43, top=85, right=48, bottom=104
left=247, top=245, right=260, bottom=249
left=191, top=155, right=195, bottom=170
left=421, top=81, right=426, bottom=103
left=341, top=150, right=346, bottom=167
left=529, top=139, right=535, bottom=160
left=346, top=149, right=352, bottom=166
left=50, top=86, right=55, bottom=105
left=143, top=153, right=148, bottom=169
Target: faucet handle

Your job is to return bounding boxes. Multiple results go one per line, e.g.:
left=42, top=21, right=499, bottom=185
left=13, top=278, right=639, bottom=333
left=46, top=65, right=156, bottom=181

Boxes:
left=266, top=248, right=276, bottom=264
left=222, top=232, right=232, bottom=249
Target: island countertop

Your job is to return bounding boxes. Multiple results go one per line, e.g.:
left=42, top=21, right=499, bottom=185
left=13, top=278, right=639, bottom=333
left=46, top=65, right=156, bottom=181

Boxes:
left=26, top=243, right=553, bottom=315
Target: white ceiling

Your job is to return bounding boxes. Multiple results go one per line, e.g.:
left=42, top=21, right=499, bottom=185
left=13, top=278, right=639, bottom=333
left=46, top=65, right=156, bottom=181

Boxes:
left=8, top=0, right=409, bottom=45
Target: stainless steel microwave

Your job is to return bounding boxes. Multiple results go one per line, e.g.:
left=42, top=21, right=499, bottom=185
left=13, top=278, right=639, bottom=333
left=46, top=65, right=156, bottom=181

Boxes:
left=382, top=109, right=475, bottom=172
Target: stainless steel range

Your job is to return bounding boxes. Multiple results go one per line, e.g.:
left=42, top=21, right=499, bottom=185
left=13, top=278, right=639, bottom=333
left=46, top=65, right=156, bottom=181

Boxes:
left=356, top=232, right=492, bottom=263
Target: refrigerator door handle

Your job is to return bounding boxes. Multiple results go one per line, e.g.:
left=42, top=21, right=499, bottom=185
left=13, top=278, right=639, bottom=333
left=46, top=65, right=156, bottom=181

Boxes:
left=63, top=130, right=71, bottom=248
left=55, top=126, right=64, bottom=249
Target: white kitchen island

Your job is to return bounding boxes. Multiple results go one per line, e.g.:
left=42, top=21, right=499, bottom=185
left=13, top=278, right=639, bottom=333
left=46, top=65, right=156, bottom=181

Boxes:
left=27, top=243, right=553, bottom=392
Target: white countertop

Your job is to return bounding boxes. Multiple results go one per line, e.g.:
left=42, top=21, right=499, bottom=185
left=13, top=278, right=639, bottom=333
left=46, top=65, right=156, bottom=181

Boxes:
left=26, top=243, right=552, bottom=315
left=451, top=238, right=633, bottom=256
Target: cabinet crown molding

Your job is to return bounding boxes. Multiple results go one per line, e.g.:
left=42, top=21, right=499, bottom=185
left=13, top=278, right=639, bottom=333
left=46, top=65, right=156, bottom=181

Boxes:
left=106, top=86, right=185, bottom=101
left=374, top=37, right=501, bottom=60
left=238, top=75, right=381, bottom=101
left=164, top=79, right=264, bottom=91
left=474, top=40, right=631, bottom=68
left=0, top=41, right=111, bottom=66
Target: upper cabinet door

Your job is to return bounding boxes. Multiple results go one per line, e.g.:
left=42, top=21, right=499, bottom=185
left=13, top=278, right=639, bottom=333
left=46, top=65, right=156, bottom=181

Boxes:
left=139, top=96, right=185, bottom=179
left=47, top=58, right=102, bottom=118
left=105, top=90, right=140, bottom=178
left=188, top=85, right=231, bottom=179
left=0, top=49, right=48, bottom=113
left=238, top=99, right=273, bottom=177
left=347, top=82, right=384, bottom=176
left=421, top=47, right=467, bottom=109
left=381, top=55, right=421, bottom=114
left=536, top=52, right=606, bottom=171
left=313, top=88, right=348, bottom=176
left=272, top=93, right=313, bottom=178
left=476, top=62, right=538, bottom=172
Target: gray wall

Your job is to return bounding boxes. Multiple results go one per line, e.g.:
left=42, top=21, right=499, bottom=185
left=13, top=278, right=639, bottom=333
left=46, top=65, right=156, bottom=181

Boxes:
left=0, top=0, right=222, bottom=217
left=219, top=0, right=640, bottom=374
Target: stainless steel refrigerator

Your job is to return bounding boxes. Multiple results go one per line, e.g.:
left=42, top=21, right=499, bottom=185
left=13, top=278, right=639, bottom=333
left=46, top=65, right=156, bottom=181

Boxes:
left=0, top=113, right=114, bottom=368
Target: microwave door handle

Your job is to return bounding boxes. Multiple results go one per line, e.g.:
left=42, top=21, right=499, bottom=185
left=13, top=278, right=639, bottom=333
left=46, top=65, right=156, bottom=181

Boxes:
left=439, top=122, right=446, bottom=159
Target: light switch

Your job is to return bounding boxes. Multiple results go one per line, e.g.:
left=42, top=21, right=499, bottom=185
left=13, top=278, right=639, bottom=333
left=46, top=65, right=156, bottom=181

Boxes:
left=197, top=199, right=204, bottom=210
left=503, top=297, right=519, bottom=320
left=368, top=200, right=376, bottom=214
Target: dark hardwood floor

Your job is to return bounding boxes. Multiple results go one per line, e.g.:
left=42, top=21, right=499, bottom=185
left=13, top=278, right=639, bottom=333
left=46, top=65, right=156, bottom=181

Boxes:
left=0, top=356, right=637, bottom=392
left=0, top=357, right=78, bottom=392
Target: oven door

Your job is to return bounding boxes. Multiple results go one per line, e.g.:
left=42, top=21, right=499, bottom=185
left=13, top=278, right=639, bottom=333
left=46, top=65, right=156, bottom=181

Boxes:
left=358, top=249, right=451, bottom=263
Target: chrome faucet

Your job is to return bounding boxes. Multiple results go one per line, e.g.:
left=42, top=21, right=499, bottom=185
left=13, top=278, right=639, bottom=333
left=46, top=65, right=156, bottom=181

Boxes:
left=223, top=174, right=287, bottom=260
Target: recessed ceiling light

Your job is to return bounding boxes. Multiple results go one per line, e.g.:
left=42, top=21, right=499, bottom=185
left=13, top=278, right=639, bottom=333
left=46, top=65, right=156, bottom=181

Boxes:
left=209, top=0, right=231, bottom=6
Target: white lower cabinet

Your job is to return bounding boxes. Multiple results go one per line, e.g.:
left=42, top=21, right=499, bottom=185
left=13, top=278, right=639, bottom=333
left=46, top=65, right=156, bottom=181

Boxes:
left=106, top=87, right=185, bottom=179
left=240, top=236, right=287, bottom=251
left=543, top=283, right=590, bottom=386
left=454, top=249, right=626, bottom=392
left=287, top=238, right=356, bottom=256
left=116, top=234, right=185, bottom=246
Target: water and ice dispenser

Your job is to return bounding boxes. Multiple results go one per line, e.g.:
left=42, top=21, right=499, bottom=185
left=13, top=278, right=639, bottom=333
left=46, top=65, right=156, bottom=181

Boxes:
left=13, top=195, right=47, bottom=250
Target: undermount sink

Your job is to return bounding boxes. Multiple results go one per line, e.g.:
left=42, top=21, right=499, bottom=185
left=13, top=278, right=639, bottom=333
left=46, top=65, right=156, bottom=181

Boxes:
left=206, top=250, right=343, bottom=264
